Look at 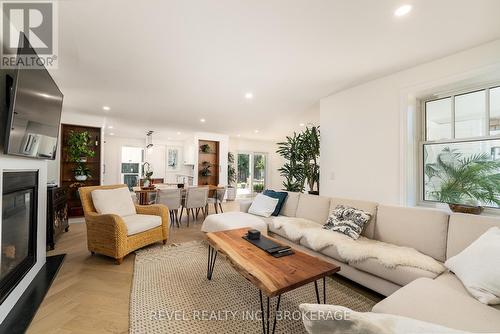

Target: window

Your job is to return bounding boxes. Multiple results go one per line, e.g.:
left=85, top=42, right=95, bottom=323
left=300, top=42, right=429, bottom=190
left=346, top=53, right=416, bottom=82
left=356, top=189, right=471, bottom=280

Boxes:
left=422, top=85, right=500, bottom=209
left=491, top=87, right=500, bottom=136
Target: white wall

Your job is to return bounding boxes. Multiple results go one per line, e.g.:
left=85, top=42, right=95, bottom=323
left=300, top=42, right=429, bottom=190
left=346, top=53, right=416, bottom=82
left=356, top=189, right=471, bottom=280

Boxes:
left=320, top=38, right=500, bottom=206
left=229, top=138, right=284, bottom=191
left=0, top=155, right=47, bottom=323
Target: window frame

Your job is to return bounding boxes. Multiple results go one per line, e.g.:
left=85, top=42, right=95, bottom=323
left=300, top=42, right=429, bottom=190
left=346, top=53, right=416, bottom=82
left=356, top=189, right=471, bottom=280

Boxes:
left=419, top=83, right=500, bottom=210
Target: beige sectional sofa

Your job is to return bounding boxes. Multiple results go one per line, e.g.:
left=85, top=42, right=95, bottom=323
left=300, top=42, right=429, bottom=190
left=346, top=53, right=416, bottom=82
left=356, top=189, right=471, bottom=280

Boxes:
left=201, top=191, right=500, bottom=332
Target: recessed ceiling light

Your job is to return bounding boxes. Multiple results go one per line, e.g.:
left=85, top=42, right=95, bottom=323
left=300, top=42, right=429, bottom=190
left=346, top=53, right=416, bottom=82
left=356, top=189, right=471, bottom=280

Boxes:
left=245, top=92, right=254, bottom=99
left=254, top=129, right=259, bottom=133
left=200, top=118, right=206, bottom=123
left=299, top=123, right=305, bottom=127
left=109, top=132, right=115, bottom=136
left=167, top=137, right=171, bottom=140
left=177, top=132, right=181, bottom=135
left=102, top=106, right=111, bottom=111
left=108, top=125, right=113, bottom=129
left=237, top=134, right=241, bottom=137
left=394, top=4, right=412, bottom=17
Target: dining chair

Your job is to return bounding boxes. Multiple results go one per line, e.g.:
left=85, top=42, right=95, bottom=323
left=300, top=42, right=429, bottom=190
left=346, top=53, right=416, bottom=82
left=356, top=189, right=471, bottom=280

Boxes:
left=180, top=187, right=208, bottom=226
left=156, top=188, right=182, bottom=228
left=207, top=187, right=226, bottom=214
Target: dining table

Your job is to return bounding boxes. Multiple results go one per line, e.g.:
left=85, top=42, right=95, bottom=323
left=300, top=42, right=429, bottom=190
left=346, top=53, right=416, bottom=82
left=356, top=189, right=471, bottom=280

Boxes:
left=133, top=184, right=220, bottom=205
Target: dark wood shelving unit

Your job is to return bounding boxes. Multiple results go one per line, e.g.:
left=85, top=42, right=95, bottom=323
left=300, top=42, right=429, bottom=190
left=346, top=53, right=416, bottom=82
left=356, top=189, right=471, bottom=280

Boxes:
left=198, top=140, right=219, bottom=186
left=60, top=124, right=101, bottom=217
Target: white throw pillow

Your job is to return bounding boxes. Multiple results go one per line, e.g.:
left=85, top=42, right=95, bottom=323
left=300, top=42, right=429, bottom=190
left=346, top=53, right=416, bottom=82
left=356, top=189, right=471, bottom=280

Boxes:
left=299, top=304, right=469, bottom=334
left=91, top=187, right=136, bottom=217
left=248, top=194, right=279, bottom=218
left=445, top=227, right=500, bottom=305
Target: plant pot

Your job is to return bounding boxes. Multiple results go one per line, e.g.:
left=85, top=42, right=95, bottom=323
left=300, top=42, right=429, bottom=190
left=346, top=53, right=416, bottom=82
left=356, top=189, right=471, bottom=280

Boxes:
left=448, top=203, right=483, bottom=215
left=308, top=191, right=319, bottom=195
left=75, top=175, right=87, bottom=181
left=226, top=187, right=236, bottom=201
left=79, top=157, right=88, bottom=163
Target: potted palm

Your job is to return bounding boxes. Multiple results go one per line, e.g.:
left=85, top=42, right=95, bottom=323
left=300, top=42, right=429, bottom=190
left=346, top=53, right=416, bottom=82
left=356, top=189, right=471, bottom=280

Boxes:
left=425, top=147, right=500, bottom=214
left=276, top=126, right=320, bottom=193
left=67, top=130, right=96, bottom=181
left=227, top=152, right=237, bottom=201
left=300, top=126, right=320, bottom=195
left=277, top=133, right=305, bottom=192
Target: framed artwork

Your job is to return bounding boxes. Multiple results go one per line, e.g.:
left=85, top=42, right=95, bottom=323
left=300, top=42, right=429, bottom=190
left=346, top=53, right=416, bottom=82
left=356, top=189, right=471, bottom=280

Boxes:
left=167, top=147, right=181, bottom=171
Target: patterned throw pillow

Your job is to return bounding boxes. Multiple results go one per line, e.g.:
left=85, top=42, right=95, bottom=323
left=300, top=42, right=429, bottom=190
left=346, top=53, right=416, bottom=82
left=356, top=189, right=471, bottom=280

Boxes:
left=323, top=205, right=372, bottom=240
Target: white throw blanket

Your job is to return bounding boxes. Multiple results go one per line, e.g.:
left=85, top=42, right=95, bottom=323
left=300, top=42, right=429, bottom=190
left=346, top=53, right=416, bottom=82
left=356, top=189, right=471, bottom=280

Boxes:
left=270, top=217, right=445, bottom=274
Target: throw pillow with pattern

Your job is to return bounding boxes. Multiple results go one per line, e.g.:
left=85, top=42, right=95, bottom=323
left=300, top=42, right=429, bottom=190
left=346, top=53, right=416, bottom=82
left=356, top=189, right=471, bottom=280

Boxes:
left=323, top=205, right=372, bottom=240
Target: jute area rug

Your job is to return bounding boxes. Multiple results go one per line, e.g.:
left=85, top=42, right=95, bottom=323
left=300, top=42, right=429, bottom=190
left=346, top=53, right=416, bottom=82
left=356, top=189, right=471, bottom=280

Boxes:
left=130, top=241, right=380, bottom=334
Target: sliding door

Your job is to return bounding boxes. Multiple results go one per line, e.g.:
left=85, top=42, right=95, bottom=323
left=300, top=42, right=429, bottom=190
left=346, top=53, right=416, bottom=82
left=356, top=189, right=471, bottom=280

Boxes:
left=236, top=153, right=251, bottom=197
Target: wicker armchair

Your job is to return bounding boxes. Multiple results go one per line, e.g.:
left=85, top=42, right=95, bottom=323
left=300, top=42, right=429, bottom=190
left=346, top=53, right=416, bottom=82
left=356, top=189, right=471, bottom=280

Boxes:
left=79, top=184, right=169, bottom=264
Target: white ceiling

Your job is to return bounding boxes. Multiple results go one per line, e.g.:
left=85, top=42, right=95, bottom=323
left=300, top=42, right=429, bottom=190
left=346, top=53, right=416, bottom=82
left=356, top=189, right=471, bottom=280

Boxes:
left=52, top=0, right=500, bottom=140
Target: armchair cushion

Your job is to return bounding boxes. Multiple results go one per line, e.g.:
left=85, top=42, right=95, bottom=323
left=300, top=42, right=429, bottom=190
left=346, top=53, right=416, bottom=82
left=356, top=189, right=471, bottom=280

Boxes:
left=122, top=214, right=162, bottom=236
left=91, top=187, right=136, bottom=216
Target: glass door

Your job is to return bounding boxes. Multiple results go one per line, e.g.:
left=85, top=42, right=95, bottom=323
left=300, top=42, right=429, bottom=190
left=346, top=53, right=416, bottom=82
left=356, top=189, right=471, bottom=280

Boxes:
left=237, top=153, right=251, bottom=197
left=252, top=153, right=266, bottom=194
left=236, top=152, right=267, bottom=198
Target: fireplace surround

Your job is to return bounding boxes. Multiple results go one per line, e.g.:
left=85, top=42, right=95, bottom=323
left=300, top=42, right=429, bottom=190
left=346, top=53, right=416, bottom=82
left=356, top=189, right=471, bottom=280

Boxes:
left=0, top=171, right=38, bottom=305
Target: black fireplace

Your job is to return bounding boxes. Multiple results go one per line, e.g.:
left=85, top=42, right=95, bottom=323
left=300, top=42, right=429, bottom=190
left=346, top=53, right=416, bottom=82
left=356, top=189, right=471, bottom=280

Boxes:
left=0, top=171, right=38, bottom=304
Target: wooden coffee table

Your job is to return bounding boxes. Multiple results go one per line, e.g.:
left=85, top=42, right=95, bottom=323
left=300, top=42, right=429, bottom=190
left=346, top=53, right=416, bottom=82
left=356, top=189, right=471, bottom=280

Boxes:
left=206, top=228, right=340, bottom=334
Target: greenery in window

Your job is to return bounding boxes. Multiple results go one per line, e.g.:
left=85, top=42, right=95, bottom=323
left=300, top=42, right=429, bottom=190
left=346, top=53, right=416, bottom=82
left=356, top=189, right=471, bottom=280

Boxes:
left=227, top=152, right=236, bottom=186
left=425, top=147, right=500, bottom=208
left=254, top=155, right=265, bottom=180
left=253, top=183, right=264, bottom=193
left=237, top=154, right=249, bottom=184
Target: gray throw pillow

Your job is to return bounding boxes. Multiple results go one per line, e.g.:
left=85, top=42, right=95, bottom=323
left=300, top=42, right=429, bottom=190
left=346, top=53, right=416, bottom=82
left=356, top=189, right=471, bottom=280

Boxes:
left=323, top=205, right=372, bottom=239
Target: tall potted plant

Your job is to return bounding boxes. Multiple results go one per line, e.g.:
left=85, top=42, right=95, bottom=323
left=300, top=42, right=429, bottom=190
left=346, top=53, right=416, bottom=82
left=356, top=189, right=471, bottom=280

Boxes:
left=276, top=126, right=320, bottom=193
left=67, top=130, right=96, bottom=181
left=276, top=133, right=305, bottom=192
left=300, top=126, right=320, bottom=195
left=227, top=152, right=237, bottom=201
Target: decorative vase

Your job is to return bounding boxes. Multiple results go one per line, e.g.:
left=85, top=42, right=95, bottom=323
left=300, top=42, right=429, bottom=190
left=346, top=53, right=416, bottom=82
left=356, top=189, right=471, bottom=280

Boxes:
left=75, top=175, right=87, bottom=181
left=448, top=203, right=483, bottom=215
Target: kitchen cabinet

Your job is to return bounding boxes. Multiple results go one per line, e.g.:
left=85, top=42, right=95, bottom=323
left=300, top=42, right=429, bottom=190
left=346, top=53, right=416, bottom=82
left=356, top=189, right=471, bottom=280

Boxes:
left=183, top=138, right=195, bottom=165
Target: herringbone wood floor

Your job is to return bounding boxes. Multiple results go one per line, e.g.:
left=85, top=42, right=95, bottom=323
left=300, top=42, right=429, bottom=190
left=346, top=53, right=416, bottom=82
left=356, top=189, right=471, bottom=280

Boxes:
left=28, top=201, right=241, bottom=334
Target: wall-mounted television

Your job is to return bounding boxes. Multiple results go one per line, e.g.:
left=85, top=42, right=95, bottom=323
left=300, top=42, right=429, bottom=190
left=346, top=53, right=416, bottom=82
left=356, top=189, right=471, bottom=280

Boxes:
left=3, top=33, right=63, bottom=160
